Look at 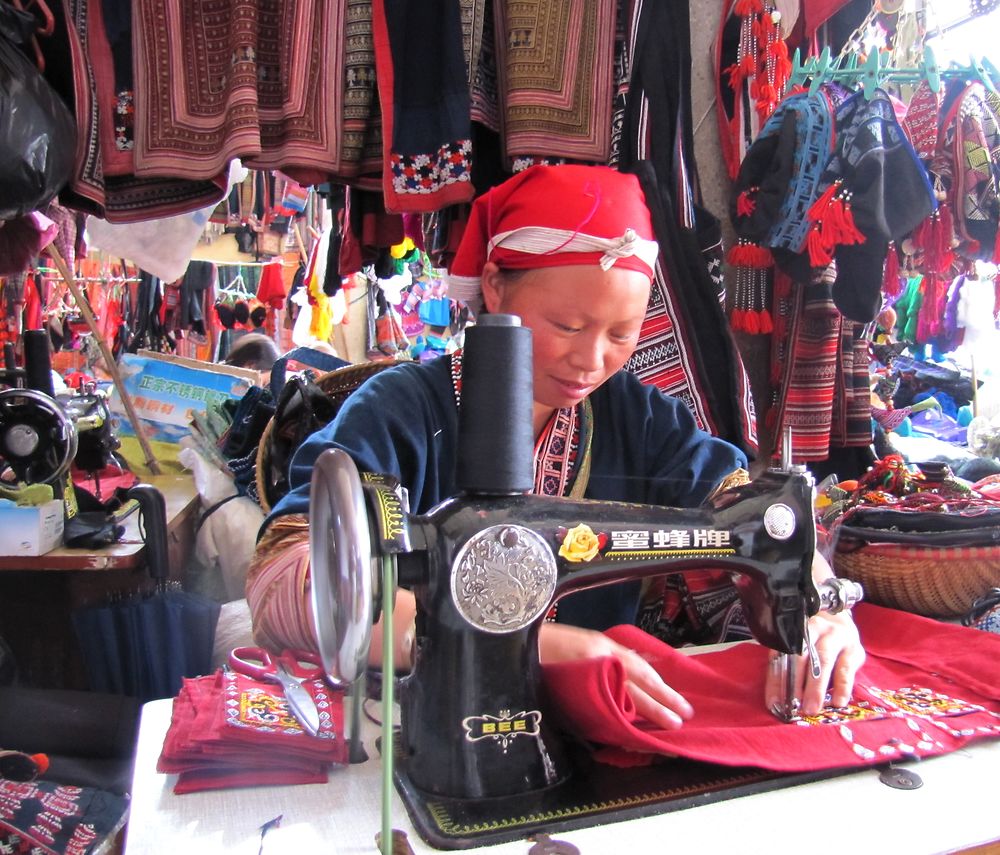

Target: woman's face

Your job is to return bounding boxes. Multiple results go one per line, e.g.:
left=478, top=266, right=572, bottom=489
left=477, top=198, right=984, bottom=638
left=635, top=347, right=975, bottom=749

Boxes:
left=481, top=262, right=651, bottom=415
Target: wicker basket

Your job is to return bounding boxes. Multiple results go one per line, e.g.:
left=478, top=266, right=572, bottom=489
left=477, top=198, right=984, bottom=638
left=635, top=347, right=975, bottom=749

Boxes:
left=255, top=360, right=395, bottom=513
left=833, top=541, right=1000, bottom=617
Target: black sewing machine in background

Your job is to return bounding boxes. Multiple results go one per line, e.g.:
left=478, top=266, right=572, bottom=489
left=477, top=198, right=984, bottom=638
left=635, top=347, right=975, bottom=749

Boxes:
left=309, top=315, right=861, bottom=850
left=0, top=331, right=122, bottom=499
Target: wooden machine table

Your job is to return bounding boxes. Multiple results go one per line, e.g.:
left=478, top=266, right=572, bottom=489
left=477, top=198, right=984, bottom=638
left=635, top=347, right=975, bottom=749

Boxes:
left=0, top=474, right=201, bottom=689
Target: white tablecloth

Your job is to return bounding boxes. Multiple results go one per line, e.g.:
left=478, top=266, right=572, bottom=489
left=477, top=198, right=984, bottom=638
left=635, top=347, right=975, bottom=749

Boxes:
left=124, top=694, right=1000, bottom=855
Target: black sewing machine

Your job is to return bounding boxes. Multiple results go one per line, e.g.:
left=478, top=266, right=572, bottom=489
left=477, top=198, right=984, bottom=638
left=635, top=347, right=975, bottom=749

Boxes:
left=309, top=315, right=861, bottom=849
left=0, top=331, right=121, bottom=498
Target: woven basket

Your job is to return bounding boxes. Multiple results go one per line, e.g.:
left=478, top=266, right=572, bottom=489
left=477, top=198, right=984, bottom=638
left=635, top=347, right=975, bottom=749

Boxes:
left=255, top=360, right=395, bottom=513
left=833, top=541, right=1000, bottom=617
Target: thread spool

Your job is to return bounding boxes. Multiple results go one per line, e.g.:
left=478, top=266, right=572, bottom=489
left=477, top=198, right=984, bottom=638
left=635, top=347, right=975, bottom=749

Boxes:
left=456, top=314, right=534, bottom=495
left=22, top=330, right=54, bottom=398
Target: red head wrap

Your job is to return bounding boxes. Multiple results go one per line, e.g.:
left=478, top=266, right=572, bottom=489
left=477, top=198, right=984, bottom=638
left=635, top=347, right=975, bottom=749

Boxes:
left=447, top=165, right=659, bottom=310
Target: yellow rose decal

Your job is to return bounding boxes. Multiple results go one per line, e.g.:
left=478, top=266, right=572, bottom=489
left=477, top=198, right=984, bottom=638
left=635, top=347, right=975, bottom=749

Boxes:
left=558, top=524, right=605, bottom=563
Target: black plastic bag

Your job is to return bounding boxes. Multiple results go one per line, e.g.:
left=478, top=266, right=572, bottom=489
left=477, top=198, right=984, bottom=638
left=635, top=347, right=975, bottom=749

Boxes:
left=0, top=4, right=76, bottom=220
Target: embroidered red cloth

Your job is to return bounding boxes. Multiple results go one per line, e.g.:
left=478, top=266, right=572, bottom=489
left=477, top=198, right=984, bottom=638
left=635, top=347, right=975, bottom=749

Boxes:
left=158, top=667, right=345, bottom=793
left=542, top=603, right=1000, bottom=771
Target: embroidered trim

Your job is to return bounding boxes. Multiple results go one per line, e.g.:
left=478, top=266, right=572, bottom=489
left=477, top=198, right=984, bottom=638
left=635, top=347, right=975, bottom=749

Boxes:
left=390, top=139, right=473, bottom=195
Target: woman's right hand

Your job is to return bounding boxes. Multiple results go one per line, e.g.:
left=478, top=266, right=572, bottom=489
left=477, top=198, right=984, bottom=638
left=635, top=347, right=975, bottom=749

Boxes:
left=538, top=622, right=694, bottom=729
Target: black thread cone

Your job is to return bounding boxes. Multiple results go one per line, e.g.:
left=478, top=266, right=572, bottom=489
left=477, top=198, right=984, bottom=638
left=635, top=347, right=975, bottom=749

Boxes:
left=456, top=315, right=533, bottom=495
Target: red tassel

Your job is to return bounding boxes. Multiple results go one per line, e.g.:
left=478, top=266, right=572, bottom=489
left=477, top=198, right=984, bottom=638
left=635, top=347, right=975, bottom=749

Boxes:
left=806, top=223, right=834, bottom=267
left=726, top=244, right=750, bottom=266
left=730, top=308, right=746, bottom=332
left=807, top=181, right=840, bottom=223
left=757, top=308, right=774, bottom=335
left=827, top=196, right=866, bottom=246
left=771, top=39, right=791, bottom=85
left=726, top=62, right=747, bottom=89
left=931, top=203, right=955, bottom=272
left=727, top=241, right=773, bottom=268
left=739, top=52, right=757, bottom=78
left=911, top=216, right=931, bottom=253
left=736, top=189, right=757, bottom=217
left=882, top=242, right=902, bottom=298
left=914, top=204, right=955, bottom=274
left=752, top=244, right=774, bottom=268
left=744, top=309, right=760, bottom=335
left=735, top=0, right=763, bottom=15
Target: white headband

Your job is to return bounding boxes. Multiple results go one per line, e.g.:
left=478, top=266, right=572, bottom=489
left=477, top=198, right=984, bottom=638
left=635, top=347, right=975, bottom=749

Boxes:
left=487, top=226, right=660, bottom=272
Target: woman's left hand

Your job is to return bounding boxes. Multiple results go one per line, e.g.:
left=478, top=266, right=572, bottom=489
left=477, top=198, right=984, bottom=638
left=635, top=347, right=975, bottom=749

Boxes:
left=763, top=554, right=866, bottom=717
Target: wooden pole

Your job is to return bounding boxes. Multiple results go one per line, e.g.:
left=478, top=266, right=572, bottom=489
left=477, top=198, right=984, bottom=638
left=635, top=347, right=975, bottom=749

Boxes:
left=46, top=244, right=162, bottom=475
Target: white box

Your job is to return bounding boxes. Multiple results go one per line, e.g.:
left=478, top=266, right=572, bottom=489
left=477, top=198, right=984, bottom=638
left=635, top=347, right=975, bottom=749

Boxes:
left=0, top=500, right=65, bottom=556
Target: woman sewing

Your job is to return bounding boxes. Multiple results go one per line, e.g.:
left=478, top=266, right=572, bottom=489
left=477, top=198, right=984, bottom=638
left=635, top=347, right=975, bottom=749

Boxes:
left=246, top=164, right=864, bottom=729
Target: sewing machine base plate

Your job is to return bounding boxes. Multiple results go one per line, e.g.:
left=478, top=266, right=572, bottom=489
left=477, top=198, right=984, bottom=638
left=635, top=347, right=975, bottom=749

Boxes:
left=392, top=737, right=851, bottom=850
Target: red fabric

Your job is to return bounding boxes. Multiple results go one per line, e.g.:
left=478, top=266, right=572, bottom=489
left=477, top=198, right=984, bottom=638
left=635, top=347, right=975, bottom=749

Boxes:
left=256, top=261, right=288, bottom=309
left=543, top=603, right=1000, bottom=771
left=158, top=667, right=346, bottom=793
left=449, top=164, right=657, bottom=281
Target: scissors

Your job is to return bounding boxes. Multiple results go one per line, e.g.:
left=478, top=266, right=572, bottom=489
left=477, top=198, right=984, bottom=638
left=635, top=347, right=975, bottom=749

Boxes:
left=229, top=647, right=324, bottom=737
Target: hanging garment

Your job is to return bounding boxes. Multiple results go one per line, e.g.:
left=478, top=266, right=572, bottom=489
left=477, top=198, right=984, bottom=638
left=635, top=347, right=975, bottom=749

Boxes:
left=492, top=0, right=616, bottom=165
left=371, top=0, right=474, bottom=212
left=768, top=265, right=841, bottom=462
left=626, top=163, right=759, bottom=457
left=132, top=0, right=345, bottom=184
left=38, top=0, right=227, bottom=222
left=619, top=0, right=760, bottom=457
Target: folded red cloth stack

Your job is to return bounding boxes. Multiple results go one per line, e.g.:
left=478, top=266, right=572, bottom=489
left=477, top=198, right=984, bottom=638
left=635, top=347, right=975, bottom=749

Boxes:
left=158, top=668, right=346, bottom=794
left=543, top=603, right=1000, bottom=771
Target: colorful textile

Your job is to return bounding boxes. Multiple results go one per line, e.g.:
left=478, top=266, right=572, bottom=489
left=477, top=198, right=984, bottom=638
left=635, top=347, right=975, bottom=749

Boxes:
left=831, top=316, right=874, bottom=449
left=0, top=778, right=128, bottom=855
left=626, top=163, right=759, bottom=456
left=335, top=0, right=384, bottom=187
left=41, top=0, right=227, bottom=222
left=157, top=667, right=343, bottom=793
left=637, top=568, right=750, bottom=648
left=133, top=0, right=344, bottom=182
left=769, top=264, right=841, bottom=462
left=949, top=83, right=1000, bottom=255
left=465, top=0, right=497, bottom=131
left=903, top=80, right=943, bottom=162
left=372, top=0, right=474, bottom=212
left=619, top=0, right=761, bottom=457
left=493, top=0, right=616, bottom=164
left=246, top=515, right=317, bottom=654
left=543, top=603, right=1000, bottom=771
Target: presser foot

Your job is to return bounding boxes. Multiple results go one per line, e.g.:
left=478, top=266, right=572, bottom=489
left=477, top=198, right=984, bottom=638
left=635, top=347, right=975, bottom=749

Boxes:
left=769, top=651, right=801, bottom=722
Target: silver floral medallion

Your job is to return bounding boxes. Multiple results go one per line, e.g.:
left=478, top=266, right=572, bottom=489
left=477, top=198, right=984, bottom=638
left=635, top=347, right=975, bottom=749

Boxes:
left=451, top=525, right=557, bottom=633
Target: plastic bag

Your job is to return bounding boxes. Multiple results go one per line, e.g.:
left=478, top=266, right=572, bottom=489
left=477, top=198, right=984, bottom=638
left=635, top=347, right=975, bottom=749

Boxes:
left=0, top=6, right=76, bottom=220
left=84, top=160, right=246, bottom=281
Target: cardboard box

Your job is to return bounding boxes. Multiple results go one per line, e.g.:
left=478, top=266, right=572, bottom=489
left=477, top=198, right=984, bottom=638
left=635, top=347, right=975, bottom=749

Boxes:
left=108, top=351, right=259, bottom=445
left=0, top=500, right=65, bottom=556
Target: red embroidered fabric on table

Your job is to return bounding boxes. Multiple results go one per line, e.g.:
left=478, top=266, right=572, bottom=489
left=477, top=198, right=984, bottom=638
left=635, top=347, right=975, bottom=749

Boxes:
left=543, top=603, right=1000, bottom=770
left=158, top=668, right=345, bottom=794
